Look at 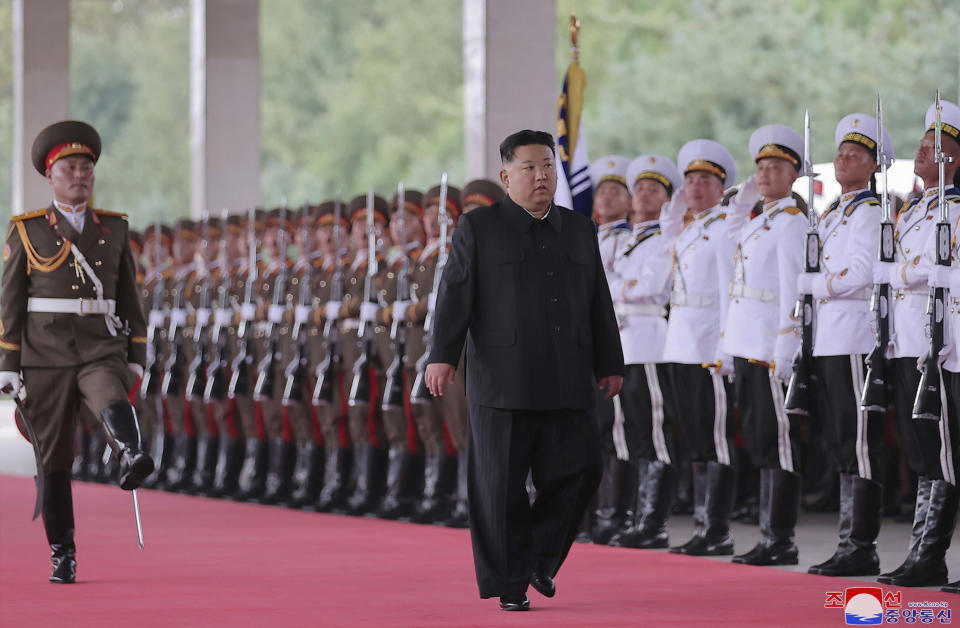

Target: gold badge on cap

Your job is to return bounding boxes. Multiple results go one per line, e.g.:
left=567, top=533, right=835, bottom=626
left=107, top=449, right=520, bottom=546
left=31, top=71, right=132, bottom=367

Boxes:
left=852, top=118, right=861, bottom=127
left=648, top=156, right=656, bottom=164
left=607, top=160, right=616, bottom=168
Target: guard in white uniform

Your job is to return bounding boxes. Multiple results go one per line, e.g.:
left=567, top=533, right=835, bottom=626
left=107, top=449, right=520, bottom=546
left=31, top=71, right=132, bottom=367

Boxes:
left=878, top=100, right=960, bottom=588
left=722, top=125, right=806, bottom=566
left=661, top=139, right=739, bottom=557
left=606, top=154, right=681, bottom=549
left=798, top=113, right=890, bottom=577
left=588, top=155, right=639, bottom=544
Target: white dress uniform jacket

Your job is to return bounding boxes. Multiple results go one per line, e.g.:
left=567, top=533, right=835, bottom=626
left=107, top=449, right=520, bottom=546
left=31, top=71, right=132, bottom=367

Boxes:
left=607, top=221, right=672, bottom=364
left=662, top=204, right=734, bottom=365
left=810, top=189, right=879, bottom=356
left=597, top=219, right=631, bottom=275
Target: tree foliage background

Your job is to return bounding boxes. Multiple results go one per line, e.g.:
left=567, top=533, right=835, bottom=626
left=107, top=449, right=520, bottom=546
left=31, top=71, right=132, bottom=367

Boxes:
left=0, top=0, right=957, bottom=232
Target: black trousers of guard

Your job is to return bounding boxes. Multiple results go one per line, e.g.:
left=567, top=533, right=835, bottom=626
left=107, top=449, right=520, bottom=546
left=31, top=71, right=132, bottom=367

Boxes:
left=468, top=403, right=602, bottom=599
left=733, top=358, right=800, bottom=472
left=667, top=363, right=734, bottom=463
left=813, top=355, right=885, bottom=479
left=894, top=358, right=958, bottom=481
left=620, top=363, right=674, bottom=464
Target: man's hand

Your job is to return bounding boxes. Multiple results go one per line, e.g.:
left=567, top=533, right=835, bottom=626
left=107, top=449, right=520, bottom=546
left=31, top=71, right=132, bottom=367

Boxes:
left=0, top=371, right=22, bottom=397
left=598, top=375, right=623, bottom=399
left=425, top=363, right=456, bottom=397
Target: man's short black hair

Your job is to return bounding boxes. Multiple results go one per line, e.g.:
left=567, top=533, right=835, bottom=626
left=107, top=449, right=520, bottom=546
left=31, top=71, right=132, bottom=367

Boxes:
left=499, top=130, right=555, bottom=164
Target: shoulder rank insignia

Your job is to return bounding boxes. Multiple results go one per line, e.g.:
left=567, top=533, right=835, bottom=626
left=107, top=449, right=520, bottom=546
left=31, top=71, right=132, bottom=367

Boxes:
left=10, top=208, right=48, bottom=222
left=93, top=209, right=129, bottom=219
left=703, top=213, right=726, bottom=229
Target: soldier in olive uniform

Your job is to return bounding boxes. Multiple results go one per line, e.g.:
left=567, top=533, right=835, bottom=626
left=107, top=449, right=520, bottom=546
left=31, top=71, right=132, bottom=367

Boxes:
left=0, top=120, right=152, bottom=583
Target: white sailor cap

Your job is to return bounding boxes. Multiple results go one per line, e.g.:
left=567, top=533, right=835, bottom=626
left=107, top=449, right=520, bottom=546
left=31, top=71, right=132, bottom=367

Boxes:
left=677, top=139, right=737, bottom=186
left=835, top=113, right=895, bottom=162
left=626, top=154, right=681, bottom=197
left=749, top=124, right=803, bottom=171
left=590, top=155, right=631, bottom=191
left=925, top=99, right=960, bottom=146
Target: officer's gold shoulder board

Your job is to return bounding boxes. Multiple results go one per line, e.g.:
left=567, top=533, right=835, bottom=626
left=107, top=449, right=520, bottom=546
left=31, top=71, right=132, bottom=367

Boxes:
left=10, top=208, right=48, bottom=222
left=703, top=212, right=726, bottom=229
left=93, top=209, right=129, bottom=219
left=783, top=206, right=803, bottom=216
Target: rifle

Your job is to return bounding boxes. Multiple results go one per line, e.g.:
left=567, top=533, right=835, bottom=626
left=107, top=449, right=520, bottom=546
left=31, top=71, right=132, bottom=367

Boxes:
left=913, top=89, right=954, bottom=420
left=348, top=188, right=379, bottom=407
left=411, top=173, right=449, bottom=403
left=861, top=95, right=895, bottom=412
left=254, top=201, right=290, bottom=401
left=784, top=110, right=818, bottom=415
left=382, top=183, right=410, bottom=410
left=160, top=233, right=190, bottom=398
left=204, top=208, right=232, bottom=402
left=141, top=222, right=166, bottom=397
left=228, top=207, right=259, bottom=398
left=186, top=212, right=213, bottom=400
left=312, top=197, right=344, bottom=406
left=283, top=204, right=315, bottom=404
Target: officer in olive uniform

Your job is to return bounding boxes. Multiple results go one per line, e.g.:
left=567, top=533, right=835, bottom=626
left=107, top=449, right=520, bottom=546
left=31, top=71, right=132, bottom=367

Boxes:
left=0, top=120, right=152, bottom=584
left=461, top=179, right=506, bottom=214
left=341, top=194, right=391, bottom=515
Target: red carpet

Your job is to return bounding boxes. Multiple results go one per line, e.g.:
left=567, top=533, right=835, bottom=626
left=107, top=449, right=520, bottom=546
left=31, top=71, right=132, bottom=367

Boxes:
left=0, top=474, right=956, bottom=627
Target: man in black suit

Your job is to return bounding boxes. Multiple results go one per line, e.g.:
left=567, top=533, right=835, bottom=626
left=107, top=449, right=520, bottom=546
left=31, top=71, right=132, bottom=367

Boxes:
left=425, top=130, right=624, bottom=611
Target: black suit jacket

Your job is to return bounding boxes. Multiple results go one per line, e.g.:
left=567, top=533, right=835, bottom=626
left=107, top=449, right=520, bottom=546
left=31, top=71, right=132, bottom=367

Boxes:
left=429, top=196, right=624, bottom=410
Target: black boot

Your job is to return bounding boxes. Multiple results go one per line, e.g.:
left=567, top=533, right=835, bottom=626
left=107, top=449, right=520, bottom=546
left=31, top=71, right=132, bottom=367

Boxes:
left=733, top=469, right=800, bottom=565
left=671, top=461, right=708, bottom=554
left=85, top=428, right=108, bottom=483
left=672, top=461, right=735, bottom=555
left=412, top=453, right=447, bottom=523
left=611, top=460, right=675, bottom=549
left=442, top=452, right=469, bottom=528
left=99, top=402, right=155, bottom=490
left=290, top=443, right=325, bottom=509
left=259, top=440, right=298, bottom=505
left=165, top=434, right=198, bottom=493
left=809, top=474, right=882, bottom=576
left=72, top=428, right=90, bottom=481
left=881, top=480, right=957, bottom=587
left=211, top=436, right=246, bottom=498
left=377, top=448, right=416, bottom=519
left=346, top=445, right=383, bottom=515
left=142, top=428, right=174, bottom=490
left=879, top=477, right=932, bottom=581
left=42, top=471, right=76, bottom=584
left=943, top=581, right=960, bottom=594
left=316, top=447, right=352, bottom=512
left=236, top=438, right=269, bottom=502
left=590, top=455, right=625, bottom=544
left=189, top=434, right=220, bottom=496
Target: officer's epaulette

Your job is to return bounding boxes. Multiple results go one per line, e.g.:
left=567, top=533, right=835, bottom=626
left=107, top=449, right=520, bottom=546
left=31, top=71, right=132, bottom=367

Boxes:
left=10, top=208, right=48, bottom=222
left=93, top=209, right=128, bottom=219
left=768, top=206, right=803, bottom=220
left=703, top=213, right=726, bottom=229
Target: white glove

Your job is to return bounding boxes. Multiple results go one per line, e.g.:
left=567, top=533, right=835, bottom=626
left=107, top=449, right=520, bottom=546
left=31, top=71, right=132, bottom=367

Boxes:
left=325, top=300, right=342, bottom=320
left=213, top=307, right=233, bottom=327
left=148, top=310, right=166, bottom=328
left=195, top=307, right=211, bottom=327
left=392, top=300, right=411, bottom=323
left=294, top=305, right=311, bottom=325
left=773, top=357, right=793, bottom=382
left=0, top=371, right=22, bottom=396
left=267, top=304, right=286, bottom=324
left=917, top=346, right=951, bottom=372
left=171, top=308, right=188, bottom=327
left=360, top=301, right=379, bottom=323
left=712, top=352, right=734, bottom=377
left=796, top=272, right=818, bottom=296
left=873, top=261, right=897, bottom=286
left=240, top=302, right=256, bottom=321
left=128, top=363, right=144, bottom=380
left=929, top=264, right=951, bottom=289
left=661, top=187, right=688, bottom=217
left=733, top=175, right=761, bottom=209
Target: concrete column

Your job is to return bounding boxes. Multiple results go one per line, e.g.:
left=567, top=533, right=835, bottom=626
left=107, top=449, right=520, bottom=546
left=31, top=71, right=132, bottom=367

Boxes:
left=463, top=0, right=555, bottom=181
left=191, top=0, right=260, bottom=216
left=12, top=0, right=70, bottom=215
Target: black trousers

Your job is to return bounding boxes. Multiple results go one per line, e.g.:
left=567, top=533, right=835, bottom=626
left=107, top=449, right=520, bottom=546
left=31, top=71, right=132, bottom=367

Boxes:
left=946, top=370, right=960, bottom=484
left=620, top=363, right=674, bottom=464
left=733, top=358, right=800, bottom=472
left=813, top=354, right=885, bottom=479
left=467, top=403, right=602, bottom=598
left=667, top=363, right=733, bottom=464
left=893, top=357, right=958, bottom=481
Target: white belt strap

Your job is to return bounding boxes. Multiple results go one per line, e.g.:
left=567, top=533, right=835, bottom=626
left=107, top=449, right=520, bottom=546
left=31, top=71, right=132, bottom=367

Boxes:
left=670, top=291, right=713, bottom=308
left=28, top=297, right=117, bottom=315
left=895, top=288, right=928, bottom=298
left=820, top=287, right=873, bottom=303
left=614, top=303, right=667, bottom=318
left=67, top=246, right=120, bottom=335
left=728, top=282, right=776, bottom=303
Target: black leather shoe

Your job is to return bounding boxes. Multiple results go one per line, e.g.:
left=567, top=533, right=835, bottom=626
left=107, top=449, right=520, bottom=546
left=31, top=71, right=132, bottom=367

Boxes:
left=530, top=572, right=555, bottom=598
left=731, top=540, right=798, bottom=566
left=49, top=545, right=76, bottom=584
left=942, top=581, right=960, bottom=594
left=119, top=450, right=155, bottom=490
left=499, top=594, right=530, bottom=611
